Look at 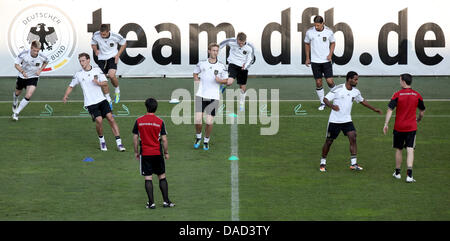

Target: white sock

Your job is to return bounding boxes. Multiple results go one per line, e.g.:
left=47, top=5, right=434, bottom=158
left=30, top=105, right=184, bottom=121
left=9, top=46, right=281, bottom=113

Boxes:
left=105, top=94, right=112, bottom=102
left=99, top=136, right=105, bottom=143
left=240, top=89, right=246, bottom=104
left=320, top=158, right=327, bottom=165
left=316, top=88, right=324, bottom=104
left=196, top=133, right=202, bottom=139
left=115, top=87, right=120, bottom=94
left=116, top=138, right=122, bottom=146
left=13, top=92, right=19, bottom=106
left=15, top=98, right=29, bottom=114
left=351, top=156, right=357, bottom=166
left=204, top=137, right=210, bottom=143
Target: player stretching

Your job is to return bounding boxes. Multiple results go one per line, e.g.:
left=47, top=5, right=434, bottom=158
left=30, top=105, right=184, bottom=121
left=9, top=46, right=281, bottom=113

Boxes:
left=63, top=53, right=125, bottom=152
left=12, top=40, right=48, bottom=121
left=219, top=32, right=255, bottom=111
left=319, top=71, right=382, bottom=172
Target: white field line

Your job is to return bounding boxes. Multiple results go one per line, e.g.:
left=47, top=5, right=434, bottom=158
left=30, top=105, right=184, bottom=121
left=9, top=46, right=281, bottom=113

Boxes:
left=0, top=99, right=450, bottom=103
left=2, top=115, right=450, bottom=119
left=230, top=117, right=239, bottom=221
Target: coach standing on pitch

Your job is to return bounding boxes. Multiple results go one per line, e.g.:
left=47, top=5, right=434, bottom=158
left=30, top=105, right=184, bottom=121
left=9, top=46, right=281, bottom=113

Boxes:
left=132, top=98, right=174, bottom=209
left=304, top=15, right=336, bottom=111
left=383, top=74, right=426, bottom=183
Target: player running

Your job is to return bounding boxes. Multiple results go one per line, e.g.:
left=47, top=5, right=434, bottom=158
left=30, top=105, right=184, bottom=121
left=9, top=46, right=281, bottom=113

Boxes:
left=12, top=40, right=48, bottom=121
left=91, top=24, right=127, bottom=108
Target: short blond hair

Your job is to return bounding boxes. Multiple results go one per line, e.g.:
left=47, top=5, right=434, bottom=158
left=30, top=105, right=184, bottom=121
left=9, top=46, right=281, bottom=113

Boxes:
left=31, top=40, right=41, bottom=50
left=208, top=42, right=219, bottom=50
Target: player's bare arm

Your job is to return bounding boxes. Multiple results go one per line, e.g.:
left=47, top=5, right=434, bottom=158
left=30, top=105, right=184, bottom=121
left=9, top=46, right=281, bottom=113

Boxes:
left=91, top=44, right=100, bottom=56
left=305, top=43, right=311, bottom=67
left=15, top=63, right=27, bottom=78
left=193, top=73, right=200, bottom=82
left=133, top=134, right=140, bottom=160
left=324, top=97, right=339, bottom=111
left=383, top=108, right=394, bottom=135
left=328, top=42, right=336, bottom=61
left=361, top=100, right=382, bottom=114
left=161, top=135, right=169, bottom=160
left=115, top=43, right=127, bottom=64
left=62, top=86, right=73, bottom=103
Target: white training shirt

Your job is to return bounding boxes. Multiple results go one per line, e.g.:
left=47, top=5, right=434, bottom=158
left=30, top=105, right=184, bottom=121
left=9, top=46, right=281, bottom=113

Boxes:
left=70, top=66, right=108, bottom=107
left=91, top=31, right=126, bottom=60
left=194, top=59, right=228, bottom=100
left=304, top=26, right=335, bottom=63
left=15, top=50, right=48, bottom=79
left=325, top=84, right=364, bottom=123
left=219, top=38, right=255, bottom=69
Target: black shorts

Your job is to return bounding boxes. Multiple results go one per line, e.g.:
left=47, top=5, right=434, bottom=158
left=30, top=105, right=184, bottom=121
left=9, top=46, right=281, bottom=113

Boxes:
left=326, top=122, right=356, bottom=139
left=86, top=99, right=112, bottom=122
left=16, top=77, right=38, bottom=90
left=228, top=63, right=248, bottom=85
left=311, top=62, right=333, bottom=79
left=97, top=57, right=117, bottom=75
left=140, top=155, right=165, bottom=176
left=393, top=130, right=416, bottom=149
left=195, top=96, right=219, bottom=116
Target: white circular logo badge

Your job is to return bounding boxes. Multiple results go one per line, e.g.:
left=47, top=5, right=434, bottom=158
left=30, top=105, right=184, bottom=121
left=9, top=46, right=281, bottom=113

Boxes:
left=8, top=4, right=77, bottom=72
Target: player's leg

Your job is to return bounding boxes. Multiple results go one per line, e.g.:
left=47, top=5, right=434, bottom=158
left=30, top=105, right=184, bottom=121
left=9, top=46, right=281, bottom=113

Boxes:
left=94, top=116, right=108, bottom=151
left=405, top=131, right=417, bottom=182
left=105, top=112, right=125, bottom=151
left=98, top=60, right=113, bottom=107
left=324, top=62, right=335, bottom=89
left=15, top=82, right=37, bottom=116
left=203, top=115, right=214, bottom=150
left=320, top=138, right=334, bottom=172
left=392, top=130, right=405, bottom=179
left=202, top=100, right=218, bottom=150
left=320, top=122, right=339, bottom=171
left=311, top=63, right=326, bottom=110
left=158, top=172, right=174, bottom=207
left=346, top=130, right=362, bottom=170
left=108, top=68, right=120, bottom=103
left=144, top=174, right=155, bottom=209
left=238, top=69, right=248, bottom=111
left=394, top=148, right=403, bottom=179
left=13, top=87, right=22, bottom=112
left=194, top=96, right=203, bottom=149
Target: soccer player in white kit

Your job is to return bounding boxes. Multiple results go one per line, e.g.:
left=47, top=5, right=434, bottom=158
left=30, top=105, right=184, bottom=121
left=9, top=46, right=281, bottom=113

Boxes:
left=193, top=43, right=229, bottom=150
left=91, top=24, right=127, bottom=107
left=12, top=40, right=48, bottom=121
left=319, top=71, right=382, bottom=172
left=219, top=32, right=255, bottom=111
left=304, top=16, right=336, bottom=111
left=63, top=53, right=125, bottom=152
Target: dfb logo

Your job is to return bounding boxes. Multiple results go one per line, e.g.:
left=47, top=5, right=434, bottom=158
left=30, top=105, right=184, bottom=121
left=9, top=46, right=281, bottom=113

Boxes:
left=7, top=4, right=77, bottom=72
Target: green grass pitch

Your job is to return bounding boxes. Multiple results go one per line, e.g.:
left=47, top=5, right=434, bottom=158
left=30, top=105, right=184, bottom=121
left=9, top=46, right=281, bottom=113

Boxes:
left=0, top=76, right=449, bottom=220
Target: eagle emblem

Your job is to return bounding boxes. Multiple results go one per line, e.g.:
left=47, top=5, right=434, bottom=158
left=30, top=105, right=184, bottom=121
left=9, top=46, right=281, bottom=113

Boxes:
left=27, top=23, right=58, bottom=51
